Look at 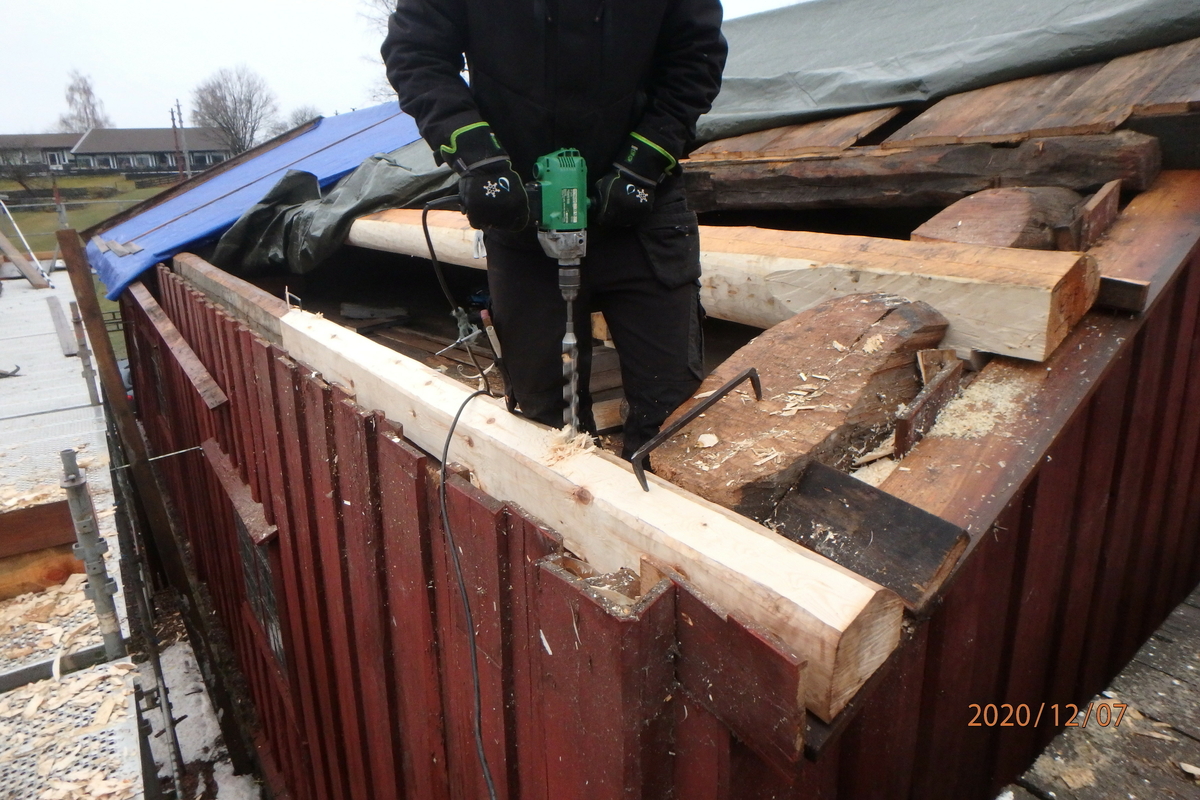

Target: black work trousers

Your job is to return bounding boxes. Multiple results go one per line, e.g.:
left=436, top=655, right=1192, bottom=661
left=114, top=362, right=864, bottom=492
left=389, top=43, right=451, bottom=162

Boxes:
left=485, top=222, right=704, bottom=459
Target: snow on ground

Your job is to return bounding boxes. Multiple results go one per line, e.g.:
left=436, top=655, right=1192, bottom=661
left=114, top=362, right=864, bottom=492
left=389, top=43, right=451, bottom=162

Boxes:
left=143, top=640, right=262, bottom=800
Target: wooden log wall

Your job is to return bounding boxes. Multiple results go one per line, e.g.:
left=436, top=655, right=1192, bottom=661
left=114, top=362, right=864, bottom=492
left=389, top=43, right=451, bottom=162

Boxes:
left=118, top=224, right=1200, bottom=798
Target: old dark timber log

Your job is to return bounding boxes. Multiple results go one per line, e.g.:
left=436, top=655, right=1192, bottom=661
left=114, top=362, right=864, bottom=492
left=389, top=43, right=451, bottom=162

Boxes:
left=683, top=131, right=1160, bottom=212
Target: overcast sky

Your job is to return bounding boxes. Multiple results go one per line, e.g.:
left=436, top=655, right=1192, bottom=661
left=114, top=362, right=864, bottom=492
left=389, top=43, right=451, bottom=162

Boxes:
left=0, top=0, right=798, bottom=136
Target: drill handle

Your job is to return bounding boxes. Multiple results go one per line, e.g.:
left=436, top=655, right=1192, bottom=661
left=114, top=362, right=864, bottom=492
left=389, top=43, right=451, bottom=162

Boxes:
left=524, top=180, right=543, bottom=222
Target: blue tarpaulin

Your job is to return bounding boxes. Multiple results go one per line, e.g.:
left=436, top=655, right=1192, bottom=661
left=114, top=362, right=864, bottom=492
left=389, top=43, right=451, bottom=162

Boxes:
left=90, top=102, right=419, bottom=299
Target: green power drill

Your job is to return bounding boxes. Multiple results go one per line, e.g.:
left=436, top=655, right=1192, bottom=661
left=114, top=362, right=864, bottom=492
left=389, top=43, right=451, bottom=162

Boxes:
left=529, top=149, right=589, bottom=436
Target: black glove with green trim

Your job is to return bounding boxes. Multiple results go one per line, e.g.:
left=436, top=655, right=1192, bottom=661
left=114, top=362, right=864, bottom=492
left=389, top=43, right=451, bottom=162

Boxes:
left=441, top=123, right=529, bottom=232
left=593, top=134, right=677, bottom=228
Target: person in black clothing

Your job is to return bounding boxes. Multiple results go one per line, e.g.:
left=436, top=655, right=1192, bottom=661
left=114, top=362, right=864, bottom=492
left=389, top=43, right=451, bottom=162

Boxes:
left=381, top=0, right=727, bottom=458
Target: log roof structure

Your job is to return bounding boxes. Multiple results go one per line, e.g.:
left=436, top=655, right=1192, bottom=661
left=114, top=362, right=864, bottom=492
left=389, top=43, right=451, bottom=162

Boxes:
left=73, top=16, right=1200, bottom=800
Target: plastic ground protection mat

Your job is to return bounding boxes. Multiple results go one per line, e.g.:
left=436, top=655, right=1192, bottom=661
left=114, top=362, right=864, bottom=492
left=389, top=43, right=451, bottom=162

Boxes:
left=0, top=274, right=128, bottom=675
left=0, top=659, right=141, bottom=800
left=0, top=575, right=106, bottom=674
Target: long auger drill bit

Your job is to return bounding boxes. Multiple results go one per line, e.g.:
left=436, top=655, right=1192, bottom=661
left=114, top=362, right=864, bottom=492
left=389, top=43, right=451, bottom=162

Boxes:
left=559, top=266, right=582, bottom=435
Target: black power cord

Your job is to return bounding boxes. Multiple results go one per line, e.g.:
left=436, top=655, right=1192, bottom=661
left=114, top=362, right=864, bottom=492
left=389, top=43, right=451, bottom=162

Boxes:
left=438, top=388, right=496, bottom=800
left=423, top=198, right=501, bottom=800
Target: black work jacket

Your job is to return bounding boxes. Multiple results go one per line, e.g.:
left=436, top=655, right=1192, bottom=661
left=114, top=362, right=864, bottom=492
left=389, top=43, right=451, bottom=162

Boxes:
left=381, top=0, right=728, bottom=182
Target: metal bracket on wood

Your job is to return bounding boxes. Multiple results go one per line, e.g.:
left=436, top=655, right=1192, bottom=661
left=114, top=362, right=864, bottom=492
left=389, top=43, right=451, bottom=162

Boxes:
left=631, top=367, right=762, bottom=491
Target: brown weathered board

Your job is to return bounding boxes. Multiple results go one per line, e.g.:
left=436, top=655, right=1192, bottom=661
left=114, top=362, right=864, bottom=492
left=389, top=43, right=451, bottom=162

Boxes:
left=893, top=359, right=964, bottom=458
left=45, top=296, right=78, bottom=356
left=685, top=131, right=1161, bottom=212
left=882, top=64, right=1105, bottom=147
left=1079, top=180, right=1122, bottom=250
left=1092, top=171, right=1200, bottom=311
left=688, top=107, right=901, bottom=160
left=1131, top=38, right=1200, bottom=117
left=886, top=37, right=1200, bottom=147
left=769, top=462, right=968, bottom=613
left=128, top=282, right=229, bottom=410
left=0, top=501, right=76, bottom=560
left=0, top=231, right=49, bottom=288
left=652, top=293, right=947, bottom=521
left=1025, top=40, right=1198, bottom=138
left=911, top=188, right=1084, bottom=250
left=201, top=439, right=276, bottom=543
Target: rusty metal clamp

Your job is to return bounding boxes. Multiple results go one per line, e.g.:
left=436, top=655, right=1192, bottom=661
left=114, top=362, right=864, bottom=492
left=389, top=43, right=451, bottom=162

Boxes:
left=631, top=367, right=762, bottom=491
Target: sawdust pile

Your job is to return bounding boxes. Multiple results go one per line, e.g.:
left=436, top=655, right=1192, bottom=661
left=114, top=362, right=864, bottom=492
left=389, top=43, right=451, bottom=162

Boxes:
left=928, top=375, right=1027, bottom=439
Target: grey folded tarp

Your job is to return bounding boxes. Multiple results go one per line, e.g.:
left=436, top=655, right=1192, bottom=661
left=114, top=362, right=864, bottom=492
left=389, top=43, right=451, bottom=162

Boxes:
left=703, top=0, right=1200, bottom=140
left=215, top=0, right=1200, bottom=276
left=212, top=139, right=454, bottom=276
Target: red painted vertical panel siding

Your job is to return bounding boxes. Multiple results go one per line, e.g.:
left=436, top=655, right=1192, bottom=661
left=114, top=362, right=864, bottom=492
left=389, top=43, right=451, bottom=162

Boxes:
left=273, top=353, right=351, bottom=799
left=377, top=430, right=452, bottom=800
left=428, top=475, right=515, bottom=800
left=331, top=398, right=405, bottom=799
left=299, top=376, right=374, bottom=797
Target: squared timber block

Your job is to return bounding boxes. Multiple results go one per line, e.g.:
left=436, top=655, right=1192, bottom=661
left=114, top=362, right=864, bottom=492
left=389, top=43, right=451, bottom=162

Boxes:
left=350, top=209, right=1100, bottom=361
left=276, top=304, right=904, bottom=722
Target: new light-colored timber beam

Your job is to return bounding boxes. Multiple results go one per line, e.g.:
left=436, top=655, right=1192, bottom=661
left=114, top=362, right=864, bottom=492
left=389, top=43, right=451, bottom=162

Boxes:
left=273, top=302, right=902, bottom=722
left=348, top=209, right=1099, bottom=361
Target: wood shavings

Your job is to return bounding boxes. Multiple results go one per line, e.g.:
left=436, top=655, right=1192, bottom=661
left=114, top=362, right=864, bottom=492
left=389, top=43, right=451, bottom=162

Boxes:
left=89, top=696, right=117, bottom=729
left=0, top=484, right=66, bottom=511
left=853, top=437, right=896, bottom=466
left=851, top=457, right=899, bottom=487
left=22, top=692, right=45, bottom=718
left=695, top=434, right=719, bottom=449
left=861, top=334, right=885, bottom=354
left=752, top=448, right=781, bottom=467
left=693, top=390, right=715, bottom=399
left=831, top=340, right=848, bottom=352
left=544, top=428, right=596, bottom=465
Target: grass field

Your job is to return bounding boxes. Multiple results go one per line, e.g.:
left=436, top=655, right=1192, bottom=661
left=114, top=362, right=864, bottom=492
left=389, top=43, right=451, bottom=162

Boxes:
left=0, top=175, right=164, bottom=252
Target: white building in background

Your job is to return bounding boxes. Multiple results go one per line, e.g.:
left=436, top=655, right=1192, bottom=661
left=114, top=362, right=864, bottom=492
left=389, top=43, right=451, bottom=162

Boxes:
left=0, top=128, right=230, bottom=174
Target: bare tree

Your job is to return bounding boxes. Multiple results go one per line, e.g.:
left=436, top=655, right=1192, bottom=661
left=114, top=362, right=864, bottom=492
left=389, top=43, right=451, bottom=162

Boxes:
left=266, top=105, right=323, bottom=138
left=191, top=66, right=280, bottom=154
left=360, top=0, right=394, bottom=35
left=362, top=0, right=399, bottom=102
left=56, top=70, right=113, bottom=133
left=0, top=139, right=44, bottom=192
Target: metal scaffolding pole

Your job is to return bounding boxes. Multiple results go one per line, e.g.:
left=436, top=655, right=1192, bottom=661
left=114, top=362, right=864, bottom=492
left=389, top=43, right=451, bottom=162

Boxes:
left=60, top=448, right=127, bottom=660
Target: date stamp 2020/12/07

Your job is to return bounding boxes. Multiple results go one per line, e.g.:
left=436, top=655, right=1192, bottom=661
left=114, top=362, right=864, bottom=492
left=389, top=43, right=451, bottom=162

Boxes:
left=968, top=702, right=1127, bottom=728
